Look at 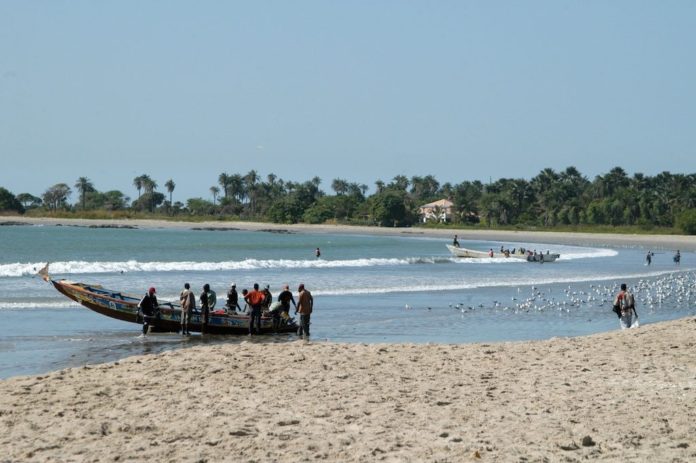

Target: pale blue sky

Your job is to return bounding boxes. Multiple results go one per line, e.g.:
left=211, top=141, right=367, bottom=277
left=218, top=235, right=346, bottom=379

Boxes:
left=1, top=1, right=695, bottom=202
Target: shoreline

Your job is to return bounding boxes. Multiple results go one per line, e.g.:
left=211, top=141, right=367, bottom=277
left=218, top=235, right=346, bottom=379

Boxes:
left=1, top=317, right=695, bottom=461
left=4, top=216, right=696, bottom=251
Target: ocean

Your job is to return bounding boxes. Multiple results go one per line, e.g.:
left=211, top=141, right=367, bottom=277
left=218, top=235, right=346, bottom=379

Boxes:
left=1, top=224, right=694, bottom=379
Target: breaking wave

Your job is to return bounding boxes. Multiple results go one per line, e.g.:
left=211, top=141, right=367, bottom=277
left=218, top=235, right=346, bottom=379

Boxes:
left=0, top=248, right=616, bottom=278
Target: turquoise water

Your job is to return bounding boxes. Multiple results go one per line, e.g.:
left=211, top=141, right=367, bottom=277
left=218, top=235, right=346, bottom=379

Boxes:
left=1, top=224, right=694, bottom=378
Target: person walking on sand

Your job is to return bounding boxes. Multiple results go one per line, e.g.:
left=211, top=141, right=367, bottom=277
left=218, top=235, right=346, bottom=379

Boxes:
left=296, top=283, right=314, bottom=339
left=244, top=283, right=265, bottom=335
left=613, top=283, right=638, bottom=329
left=138, top=287, right=159, bottom=335
left=179, top=283, right=195, bottom=335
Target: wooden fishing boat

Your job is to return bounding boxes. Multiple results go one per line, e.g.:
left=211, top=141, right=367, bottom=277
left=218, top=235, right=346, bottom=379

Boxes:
left=43, top=272, right=298, bottom=335
left=446, top=245, right=560, bottom=262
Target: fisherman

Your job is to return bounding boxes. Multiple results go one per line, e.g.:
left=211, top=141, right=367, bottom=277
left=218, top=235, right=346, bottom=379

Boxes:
left=276, top=284, right=297, bottom=331
left=138, top=287, right=159, bottom=335
left=200, top=283, right=216, bottom=334
left=226, top=283, right=242, bottom=313
left=179, top=283, right=195, bottom=335
left=262, top=285, right=273, bottom=310
left=613, top=283, right=638, bottom=329
left=244, top=283, right=265, bottom=335
left=296, top=283, right=314, bottom=340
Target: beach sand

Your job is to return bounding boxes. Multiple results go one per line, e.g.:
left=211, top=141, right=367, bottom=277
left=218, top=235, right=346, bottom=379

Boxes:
left=1, top=318, right=695, bottom=462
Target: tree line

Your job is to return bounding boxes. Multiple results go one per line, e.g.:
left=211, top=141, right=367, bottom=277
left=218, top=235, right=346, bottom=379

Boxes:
left=1, top=166, right=695, bottom=233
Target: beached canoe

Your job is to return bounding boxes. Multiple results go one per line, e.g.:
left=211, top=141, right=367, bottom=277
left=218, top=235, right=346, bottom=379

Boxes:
left=45, top=277, right=298, bottom=335
left=446, top=245, right=560, bottom=262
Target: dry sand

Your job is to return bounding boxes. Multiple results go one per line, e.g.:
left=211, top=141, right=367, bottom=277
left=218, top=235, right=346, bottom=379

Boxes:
left=1, top=318, right=696, bottom=462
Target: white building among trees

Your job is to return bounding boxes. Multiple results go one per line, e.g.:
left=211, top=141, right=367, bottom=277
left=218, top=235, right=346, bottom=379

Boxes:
left=418, top=199, right=454, bottom=223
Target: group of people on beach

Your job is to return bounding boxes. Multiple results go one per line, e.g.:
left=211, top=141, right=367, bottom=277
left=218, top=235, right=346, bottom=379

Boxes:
left=138, top=282, right=314, bottom=338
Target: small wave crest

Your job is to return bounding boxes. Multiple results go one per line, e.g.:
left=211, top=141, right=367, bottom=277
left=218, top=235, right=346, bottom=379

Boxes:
left=0, top=301, right=79, bottom=310
left=0, top=257, right=452, bottom=277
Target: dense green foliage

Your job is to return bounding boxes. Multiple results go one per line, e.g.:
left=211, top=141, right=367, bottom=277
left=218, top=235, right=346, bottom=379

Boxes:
left=3, top=167, right=696, bottom=233
left=0, top=187, right=25, bottom=213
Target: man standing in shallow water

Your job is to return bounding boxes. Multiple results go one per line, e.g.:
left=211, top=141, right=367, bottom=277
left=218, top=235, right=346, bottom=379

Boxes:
left=296, top=283, right=313, bottom=339
left=179, top=283, right=195, bottom=335
left=245, top=283, right=265, bottom=335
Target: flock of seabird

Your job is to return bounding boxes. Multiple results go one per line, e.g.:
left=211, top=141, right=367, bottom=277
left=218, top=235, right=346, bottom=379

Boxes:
left=405, top=271, right=696, bottom=316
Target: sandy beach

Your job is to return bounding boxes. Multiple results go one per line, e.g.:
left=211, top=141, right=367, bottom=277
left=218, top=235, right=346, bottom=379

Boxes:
left=4, top=216, right=696, bottom=251
left=0, top=318, right=694, bottom=462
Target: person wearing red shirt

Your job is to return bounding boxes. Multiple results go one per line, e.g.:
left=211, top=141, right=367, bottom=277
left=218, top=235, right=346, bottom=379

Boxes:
left=244, top=283, right=265, bottom=335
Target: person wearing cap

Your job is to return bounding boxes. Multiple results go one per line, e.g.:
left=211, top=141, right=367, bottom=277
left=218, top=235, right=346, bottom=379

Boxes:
left=226, top=283, right=241, bottom=313
left=262, top=285, right=273, bottom=311
left=296, top=283, right=313, bottom=339
left=244, top=283, right=265, bottom=335
left=138, top=286, right=159, bottom=335
left=179, top=283, right=195, bottom=335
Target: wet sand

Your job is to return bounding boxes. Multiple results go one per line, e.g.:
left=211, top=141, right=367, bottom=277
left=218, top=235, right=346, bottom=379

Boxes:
left=1, top=318, right=695, bottom=462
left=6, top=216, right=696, bottom=251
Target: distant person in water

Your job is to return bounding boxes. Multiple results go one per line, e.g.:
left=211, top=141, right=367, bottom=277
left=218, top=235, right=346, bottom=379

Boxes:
left=674, top=250, right=681, bottom=265
left=315, top=247, right=321, bottom=258
left=452, top=235, right=459, bottom=247
left=138, top=287, right=158, bottom=335
left=179, top=283, right=195, bottom=335
left=646, top=251, right=653, bottom=265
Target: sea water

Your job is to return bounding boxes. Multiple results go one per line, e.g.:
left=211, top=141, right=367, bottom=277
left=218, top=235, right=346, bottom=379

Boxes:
left=0, top=224, right=694, bottom=378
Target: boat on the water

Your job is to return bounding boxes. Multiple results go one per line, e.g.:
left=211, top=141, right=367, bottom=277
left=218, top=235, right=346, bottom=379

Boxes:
left=44, top=274, right=298, bottom=335
left=446, top=245, right=560, bottom=262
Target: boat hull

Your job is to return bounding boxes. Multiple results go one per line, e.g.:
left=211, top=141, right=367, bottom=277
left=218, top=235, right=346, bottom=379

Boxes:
left=446, top=245, right=560, bottom=262
left=51, top=279, right=298, bottom=335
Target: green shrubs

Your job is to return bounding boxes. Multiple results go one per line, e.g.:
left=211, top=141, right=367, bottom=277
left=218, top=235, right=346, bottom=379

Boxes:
left=677, top=209, right=696, bottom=235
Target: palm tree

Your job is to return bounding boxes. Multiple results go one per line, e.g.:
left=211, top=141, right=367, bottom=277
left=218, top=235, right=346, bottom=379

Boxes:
left=244, top=170, right=259, bottom=214
left=331, top=178, right=349, bottom=195
left=140, top=175, right=157, bottom=212
left=210, top=186, right=220, bottom=206
left=164, top=179, right=175, bottom=214
left=218, top=173, right=231, bottom=199
left=133, top=175, right=144, bottom=199
left=230, top=174, right=244, bottom=203
left=74, top=177, right=94, bottom=210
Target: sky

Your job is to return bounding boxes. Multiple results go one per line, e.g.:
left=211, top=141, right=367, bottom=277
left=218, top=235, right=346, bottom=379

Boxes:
left=1, top=1, right=695, bottom=202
